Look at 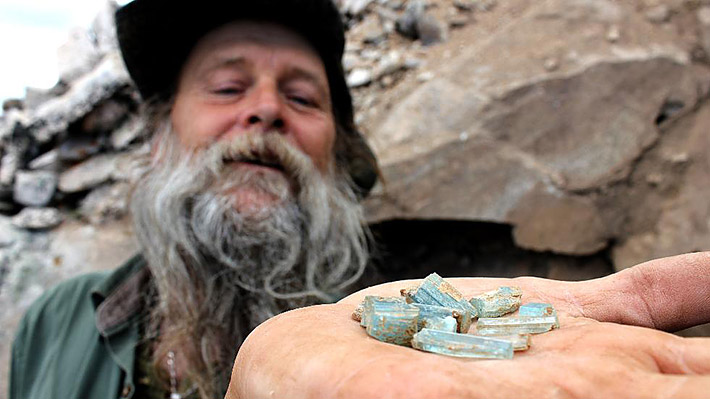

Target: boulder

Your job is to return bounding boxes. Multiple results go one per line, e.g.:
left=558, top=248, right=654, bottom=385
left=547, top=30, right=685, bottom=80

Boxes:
left=57, top=27, right=102, bottom=84
left=28, top=150, right=59, bottom=171
left=363, top=0, right=710, bottom=257
left=13, top=170, right=58, bottom=207
left=30, top=53, right=131, bottom=143
left=79, top=182, right=131, bottom=225
left=11, top=207, right=63, bottom=230
left=58, top=153, right=119, bottom=193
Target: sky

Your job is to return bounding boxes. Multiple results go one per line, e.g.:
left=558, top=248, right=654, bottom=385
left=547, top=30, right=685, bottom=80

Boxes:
left=0, top=0, right=132, bottom=106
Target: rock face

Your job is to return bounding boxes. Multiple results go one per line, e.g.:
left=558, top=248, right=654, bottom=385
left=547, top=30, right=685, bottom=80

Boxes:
left=361, top=0, right=710, bottom=259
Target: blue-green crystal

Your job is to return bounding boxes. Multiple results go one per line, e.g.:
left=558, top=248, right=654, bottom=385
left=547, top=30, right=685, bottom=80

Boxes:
left=401, top=273, right=478, bottom=325
left=477, top=334, right=531, bottom=351
left=477, top=316, right=558, bottom=336
left=359, top=296, right=406, bottom=327
left=411, top=303, right=473, bottom=333
left=422, top=316, right=458, bottom=333
left=365, top=301, right=420, bottom=345
left=411, top=329, right=514, bottom=359
left=469, top=286, right=522, bottom=318
left=519, top=302, right=559, bottom=328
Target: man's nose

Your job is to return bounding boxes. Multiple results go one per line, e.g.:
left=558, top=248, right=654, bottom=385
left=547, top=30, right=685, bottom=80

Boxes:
left=243, top=83, right=285, bottom=132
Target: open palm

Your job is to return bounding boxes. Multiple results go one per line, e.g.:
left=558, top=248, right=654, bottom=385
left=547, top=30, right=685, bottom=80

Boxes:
left=227, top=253, right=710, bottom=399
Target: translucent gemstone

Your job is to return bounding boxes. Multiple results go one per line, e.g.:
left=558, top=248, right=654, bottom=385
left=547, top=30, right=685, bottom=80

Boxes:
left=365, top=301, right=420, bottom=345
left=401, top=273, right=478, bottom=322
left=359, top=296, right=406, bottom=327
left=476, top=316, right=558, bottom=336
left=422, top=316, right=458, bottom=333
left=480, top=334, right=531, bottom=351
left=469, top=286, right=522, bottom=318
left=519, top=302, right=559, bottom=328
left=412, top=329, right=514, bottom=359
left=411, top=303, right=473, bottom=333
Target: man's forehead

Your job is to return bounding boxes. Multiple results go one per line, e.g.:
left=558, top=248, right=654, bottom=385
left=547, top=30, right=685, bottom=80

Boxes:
left=191, top=21, right=323, bottom=64
left=182, top=21, right=329, bottom=84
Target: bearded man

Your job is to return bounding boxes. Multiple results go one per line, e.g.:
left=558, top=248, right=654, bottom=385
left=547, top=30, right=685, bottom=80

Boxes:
left=10, top=1, right=379, bottom=398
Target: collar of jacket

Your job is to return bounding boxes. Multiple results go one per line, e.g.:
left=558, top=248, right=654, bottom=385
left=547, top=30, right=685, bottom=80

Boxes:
left=91, top=254, right=150, bottom=337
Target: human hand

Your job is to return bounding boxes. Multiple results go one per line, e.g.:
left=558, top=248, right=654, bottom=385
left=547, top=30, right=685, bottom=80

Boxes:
left=225, top=252, right=710, bottom=399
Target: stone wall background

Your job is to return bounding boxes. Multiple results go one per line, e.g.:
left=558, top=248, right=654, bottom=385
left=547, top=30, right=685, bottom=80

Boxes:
left=2, top=0, right=710, bottom=395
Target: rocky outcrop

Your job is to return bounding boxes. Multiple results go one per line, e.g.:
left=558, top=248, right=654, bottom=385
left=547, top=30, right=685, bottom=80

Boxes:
left=361, top=0, right=710, bottom=260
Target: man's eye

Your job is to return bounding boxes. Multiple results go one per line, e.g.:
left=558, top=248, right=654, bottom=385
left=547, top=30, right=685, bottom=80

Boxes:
left=213, top=87, right=244, bottom=95
left=289, top=95, right=314, bottom=107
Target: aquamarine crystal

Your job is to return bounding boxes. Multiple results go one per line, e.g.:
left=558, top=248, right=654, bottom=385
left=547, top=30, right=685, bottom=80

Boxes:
left=411, top=303, right=473, bottom=333
left=359, top=296, right=406, bottom=327
left=476, top=316, right=558, bottom=336
left=365, top=301, right=420, bottom=345
left=519, top=302, right=559, bottom=328
left=469, top=286, right=522, bottom=318
left=480, top=334, right=531, bottom=351
left=401, top=273, right=478, bottom=324
left=421, top=316, right=458, bottom=333
left=411, top=329, right=514, bottom=359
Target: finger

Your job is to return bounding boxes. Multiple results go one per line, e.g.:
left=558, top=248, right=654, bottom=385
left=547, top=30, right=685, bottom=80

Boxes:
left=651, top=336, right=710, bottom=375
left=578, top=252, right=710, bottom=330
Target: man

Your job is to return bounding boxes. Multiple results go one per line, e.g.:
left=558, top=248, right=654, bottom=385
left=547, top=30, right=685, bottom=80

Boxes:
left=10, top=0, right=378, bottom=398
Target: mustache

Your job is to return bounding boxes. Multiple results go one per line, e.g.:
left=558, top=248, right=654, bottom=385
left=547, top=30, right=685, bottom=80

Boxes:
left=204, top=132, right=317, bottom=182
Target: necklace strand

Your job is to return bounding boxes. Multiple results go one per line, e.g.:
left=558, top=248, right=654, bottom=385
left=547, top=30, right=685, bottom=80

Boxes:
left=167, top=351, right=197, bottom=399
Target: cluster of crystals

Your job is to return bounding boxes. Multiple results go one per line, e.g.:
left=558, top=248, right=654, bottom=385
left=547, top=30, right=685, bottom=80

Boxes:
left=352, top=273, right=560, bottom=359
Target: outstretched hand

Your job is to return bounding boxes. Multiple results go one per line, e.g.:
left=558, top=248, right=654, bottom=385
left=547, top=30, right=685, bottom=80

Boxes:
left=226, top=253, right=710, bottom=399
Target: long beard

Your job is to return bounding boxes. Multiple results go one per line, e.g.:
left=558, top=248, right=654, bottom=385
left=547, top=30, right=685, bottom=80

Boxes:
left=129, top=119, right=369, bottom=398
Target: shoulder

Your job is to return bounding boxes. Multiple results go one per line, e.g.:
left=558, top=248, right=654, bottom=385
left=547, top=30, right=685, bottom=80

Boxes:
left=13, top=271, right=110, bottom=343
left=17, top=254, right=146, bottom=334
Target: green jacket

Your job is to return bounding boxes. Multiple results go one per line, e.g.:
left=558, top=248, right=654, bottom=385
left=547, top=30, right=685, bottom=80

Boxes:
left=9, top=255, right=149, bottom=399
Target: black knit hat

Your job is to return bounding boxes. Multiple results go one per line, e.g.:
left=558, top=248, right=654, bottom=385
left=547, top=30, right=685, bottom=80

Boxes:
left=115, top=0, right=378, bottom=196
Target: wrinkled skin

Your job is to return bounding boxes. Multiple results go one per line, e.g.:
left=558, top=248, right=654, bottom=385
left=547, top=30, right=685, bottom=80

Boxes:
left=226, top=252, right=710, bottom=399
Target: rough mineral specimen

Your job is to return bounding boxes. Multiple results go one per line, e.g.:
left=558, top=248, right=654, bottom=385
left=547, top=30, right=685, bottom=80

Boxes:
left=519, top=302, right=559, bottom=328
left=412, top=303, right=472, bottom=333
left=412, top=329, right=514, bottom=359
left=469, top=286, right=522, bottom=318
left=401, top=273, right=478, bottom=323
left=480, top=334, right=531, bottom=351
left=476, top=316, right=558, bottom=336
left=364, top=300, right=420, bottom=345
left=421, top=315, right=458, bottom=333
left=359, top=296, right=406, bottom=327
left=353, top=278, right=560, bottom=359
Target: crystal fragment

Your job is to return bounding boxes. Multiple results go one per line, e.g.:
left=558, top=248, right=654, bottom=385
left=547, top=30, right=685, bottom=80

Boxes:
left=478, top=334, right=531, bottom=351
left=519, top=302, right=559, bottom=328
left=477, top=316, right=558, bottom=336
left=411, top=303, right=472, bottom=333
left=365, top=301, right=419, bottom=345
left=359, top=296, right=406, bottom=327
left=469, top=286, right=522, bottom=318
left=421, top=316, right=458, bottom=333
left=401, top=273, right=478, bottom=322
left=352, top=303, right=364, bottom=322
left=412, top=329, right=514, bottom=359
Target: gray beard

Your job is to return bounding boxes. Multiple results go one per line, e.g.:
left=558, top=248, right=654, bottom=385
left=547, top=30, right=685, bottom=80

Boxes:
left=129, top=119, right=369, bottom=398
